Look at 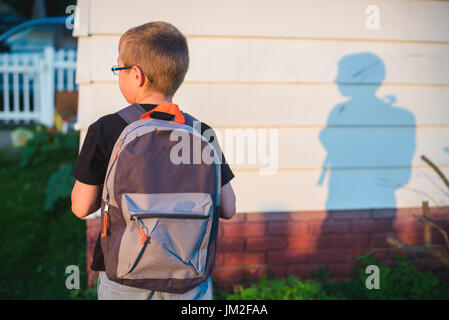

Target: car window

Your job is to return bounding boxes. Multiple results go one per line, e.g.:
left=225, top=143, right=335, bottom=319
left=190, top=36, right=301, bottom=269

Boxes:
left=5, top=24, right=55, bottom=51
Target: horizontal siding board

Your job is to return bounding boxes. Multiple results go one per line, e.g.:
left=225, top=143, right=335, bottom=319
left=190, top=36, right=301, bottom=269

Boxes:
left=218, top=126, right=448, bottom=170
left=75, top=36, right=449, bottom=85
left=86, top=0, right=449, bottom=42
left=75, top=85, right=449, bottom=170
left=232, top=167, right=449, bottom=212
left=75, top=83, right=449, bottom=128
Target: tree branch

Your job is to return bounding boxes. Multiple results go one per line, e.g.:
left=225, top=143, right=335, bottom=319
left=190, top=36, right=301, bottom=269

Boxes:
left=386, top=237, right=449, bottom=268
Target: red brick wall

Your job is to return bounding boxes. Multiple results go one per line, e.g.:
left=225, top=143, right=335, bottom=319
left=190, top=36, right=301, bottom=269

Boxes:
left=86, top=206, right=449, bottom=290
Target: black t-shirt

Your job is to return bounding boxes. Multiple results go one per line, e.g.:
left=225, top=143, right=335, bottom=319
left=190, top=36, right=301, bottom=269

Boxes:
left=72, top=104, right=235, bottom=271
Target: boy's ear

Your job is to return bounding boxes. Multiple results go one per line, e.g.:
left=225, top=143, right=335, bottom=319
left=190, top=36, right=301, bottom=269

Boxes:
left=133, top=65, right=146, bottom=87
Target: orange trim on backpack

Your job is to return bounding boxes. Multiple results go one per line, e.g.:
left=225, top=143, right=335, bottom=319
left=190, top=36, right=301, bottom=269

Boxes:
left=101, top=210, right=109, bottom=238
left=115, top=150, right=119, bottom=158
left=137, top=226, right=147, bottom=246
left=139, top=102, right=185, bottom=124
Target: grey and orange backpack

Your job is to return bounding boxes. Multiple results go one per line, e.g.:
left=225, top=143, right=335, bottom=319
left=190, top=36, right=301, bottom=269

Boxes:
left=99, top=102, right=221, bottom=293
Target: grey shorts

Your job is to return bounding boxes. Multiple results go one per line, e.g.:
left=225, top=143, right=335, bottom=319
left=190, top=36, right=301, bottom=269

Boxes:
left=97, top=271, right=214, bottom=300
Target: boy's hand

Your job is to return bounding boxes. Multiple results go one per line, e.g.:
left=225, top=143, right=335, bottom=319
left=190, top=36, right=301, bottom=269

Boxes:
left=219, top=182, right=236, bottom=220
left=71, top=180, right=102, bottom=218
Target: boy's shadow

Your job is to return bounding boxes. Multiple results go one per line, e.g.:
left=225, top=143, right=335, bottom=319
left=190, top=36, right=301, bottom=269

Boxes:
left=311, top=52, right=417, bottom=280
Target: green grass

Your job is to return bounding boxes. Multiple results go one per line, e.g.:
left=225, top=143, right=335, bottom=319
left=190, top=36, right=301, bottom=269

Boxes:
left=0, top=143, right=96, bottom=299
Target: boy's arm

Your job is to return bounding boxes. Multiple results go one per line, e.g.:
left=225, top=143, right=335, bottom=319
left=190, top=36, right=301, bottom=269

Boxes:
left=219, top=182, right=236, bottom=220
left=71, top=180, right=102, bottom=218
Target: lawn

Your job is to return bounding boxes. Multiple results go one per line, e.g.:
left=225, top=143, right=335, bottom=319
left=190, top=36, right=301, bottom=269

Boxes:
left=0, top=129, right=96, bottom=299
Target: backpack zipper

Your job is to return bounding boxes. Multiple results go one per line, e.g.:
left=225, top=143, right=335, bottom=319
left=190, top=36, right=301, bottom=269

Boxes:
left=101, top=195, right=110, bottom=238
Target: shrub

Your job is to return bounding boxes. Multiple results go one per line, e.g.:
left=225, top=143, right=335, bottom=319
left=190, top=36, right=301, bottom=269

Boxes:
left=325, top=253, right=449, bottom=300
left=44, top=163, right=76, bottom=212
left=225, top=275, right=336, bottom=300
left=215, top=253, right=449, bottom=300
left=19, top=125, right=79, bottom=168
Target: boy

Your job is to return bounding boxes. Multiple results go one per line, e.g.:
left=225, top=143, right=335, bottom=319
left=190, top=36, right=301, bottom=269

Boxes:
left=71, top=21, right=236, bottom=300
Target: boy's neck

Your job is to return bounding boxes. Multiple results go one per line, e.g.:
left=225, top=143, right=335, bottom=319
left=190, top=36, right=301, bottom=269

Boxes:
left=134, top=91, right=172, bottom=105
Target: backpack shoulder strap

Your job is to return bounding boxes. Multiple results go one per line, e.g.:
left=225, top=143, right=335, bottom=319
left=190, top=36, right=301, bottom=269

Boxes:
left=116, top=103, right=147, bottom=125
left=182, top=111, right=202, bottom=134
left=182, top=111, right=195, bottom=126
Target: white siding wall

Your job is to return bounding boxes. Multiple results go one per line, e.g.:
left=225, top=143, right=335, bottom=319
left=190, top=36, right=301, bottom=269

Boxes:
left=74, top=0, right=449, bottom=212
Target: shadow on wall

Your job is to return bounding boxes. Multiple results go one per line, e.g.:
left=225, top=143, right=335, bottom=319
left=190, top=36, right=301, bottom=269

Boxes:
left=318, top=52, right=416, bottom=209
left=312, top=52, right=417, bottom=278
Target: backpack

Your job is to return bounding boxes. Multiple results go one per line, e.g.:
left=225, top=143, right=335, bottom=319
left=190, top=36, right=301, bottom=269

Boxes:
left=99, top=102, right=222, bottom=294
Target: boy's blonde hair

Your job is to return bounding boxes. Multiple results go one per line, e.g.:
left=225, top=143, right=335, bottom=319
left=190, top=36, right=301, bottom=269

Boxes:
left=119, top=21, right=189, bottom=98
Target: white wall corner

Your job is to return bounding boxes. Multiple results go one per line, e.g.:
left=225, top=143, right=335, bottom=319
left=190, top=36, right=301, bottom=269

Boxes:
left=73, top=0, right=91, bottom=37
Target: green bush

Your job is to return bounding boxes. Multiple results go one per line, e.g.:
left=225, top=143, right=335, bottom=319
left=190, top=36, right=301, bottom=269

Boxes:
left=325, top=253, right=449, bottom=300
left=44, top=163, right=76, bottom=212
left=225, top=275, right=336, bottom=300
left=217, top=253, right=449, bottom=300
left=19, top=126, right=79, bottom=168
left=0, top=127, right=93, bottom=299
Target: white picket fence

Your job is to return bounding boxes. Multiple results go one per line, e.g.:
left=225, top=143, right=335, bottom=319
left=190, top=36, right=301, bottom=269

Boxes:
left=0, top=47, right=77, bottom=126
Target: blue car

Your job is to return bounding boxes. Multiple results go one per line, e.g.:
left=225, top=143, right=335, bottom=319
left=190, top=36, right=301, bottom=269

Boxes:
left=0, top=16, right=77, bottom=53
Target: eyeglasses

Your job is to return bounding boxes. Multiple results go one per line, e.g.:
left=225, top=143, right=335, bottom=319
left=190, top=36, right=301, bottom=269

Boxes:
left=111, top=65, right=154, bottom=83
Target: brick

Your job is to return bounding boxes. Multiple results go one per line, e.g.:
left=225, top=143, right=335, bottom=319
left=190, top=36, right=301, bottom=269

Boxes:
left=267, top=221, right=307, bottom=236
left=431, top=218, right=449, bottom=229
left=217, top=238, right=245, bottom=252
left=371, top=232, right=398, bottom=248
left=308, top=220, right=350, bottom=234
left=306, top=249, right=350, bottom=263
left=246, top=236, right=288, bottom=251
left=220, top=212, right=246, bottom=224
left=330, top=209, right=371, bottom=220
left=86, top=217, right=101, bottom=229
left=328, top=234, right=370, bottom=248
left=404, top=232, right=424, bottom=245
left=288, top=263, right=325, bottom=279
left=326, top=263, right=354, bottom=277
left=221, top=252, right=266, bottom=266
left=289, top=211, right=327, bottom=221
left=392, top=219, right=423, bottom=233
left=264, top=265, right=291, bottom=278
left=433, top=232, right=449, bottom=245
left=267, top=249, right=313, bottom=264
left=371, top=208, right=397, bottom=219
left=287, top=235, right=329, bottom=249
left=395, top=207, right=413, bottom=220
left=243, top=265, right=290, bottom=280
left=218, top=224, right=224, bottom=238
left=212, top=267, right=244, bottom=282
left=352, top=219, right=391, bottom=233
left=430, top=206, right=449, bottom=218
left=246, top=212, right=289, bottom=222
left=215, top=253, right=225, bottom=265
left=223, top=222, right=266, bottom=238
left=87, top=271, right=99, bottom=288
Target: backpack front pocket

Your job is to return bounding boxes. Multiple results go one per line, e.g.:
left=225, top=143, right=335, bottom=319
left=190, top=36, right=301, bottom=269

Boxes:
left=116, top=193, right=213, bottom=280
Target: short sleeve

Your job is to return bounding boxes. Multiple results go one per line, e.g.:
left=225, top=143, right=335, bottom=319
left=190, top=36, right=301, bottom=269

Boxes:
left=198, top=121, right=235, bottom=187
left=221, top=154, right=235, bottom=186
left=72, top=123, right=107, bottom=185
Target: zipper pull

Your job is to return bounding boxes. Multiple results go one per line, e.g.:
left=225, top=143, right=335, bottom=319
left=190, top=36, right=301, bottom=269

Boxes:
left=101, top=195, right=110, bottom=238
left=104, top=196, right=109, bottom=214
